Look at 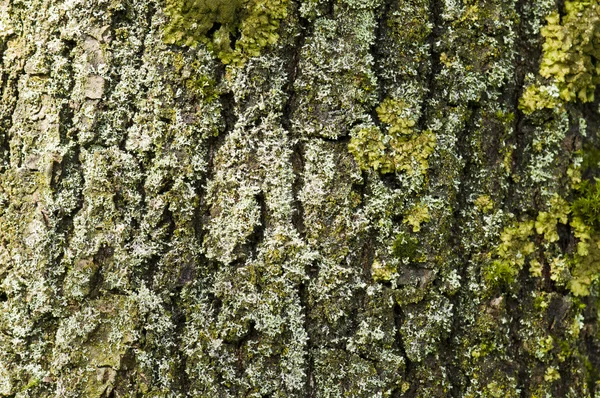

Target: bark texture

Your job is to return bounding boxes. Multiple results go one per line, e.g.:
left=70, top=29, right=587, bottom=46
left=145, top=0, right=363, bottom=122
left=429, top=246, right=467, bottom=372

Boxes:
left=1, top=0, right=600, bottom=396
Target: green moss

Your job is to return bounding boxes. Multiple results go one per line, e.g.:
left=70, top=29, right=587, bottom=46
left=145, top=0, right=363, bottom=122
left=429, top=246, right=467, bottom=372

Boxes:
left=163, top=0, right=288, bottom=65
left=580, top=148, right=600, bottom=170
left=392, top=233, right=420, bottom=262
left=21, top=377, right=41, bottom=391
left=568, top=171, right=600, bottom=295
left=571, top=178, right=600, bottom=230
left=348, top=98, right=436, bottom=175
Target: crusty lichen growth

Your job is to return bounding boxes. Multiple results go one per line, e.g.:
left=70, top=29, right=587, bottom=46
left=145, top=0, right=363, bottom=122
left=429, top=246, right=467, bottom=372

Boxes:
left=2, top=0, right=600, bottom=396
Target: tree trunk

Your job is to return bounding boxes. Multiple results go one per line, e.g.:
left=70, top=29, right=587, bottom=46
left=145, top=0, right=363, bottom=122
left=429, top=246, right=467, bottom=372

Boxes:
left=1, top=0, right=600, bottom=396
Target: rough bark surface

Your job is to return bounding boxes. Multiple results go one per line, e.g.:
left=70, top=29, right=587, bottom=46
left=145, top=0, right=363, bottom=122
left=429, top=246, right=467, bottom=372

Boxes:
left=1, top=0, right=600, bottom=397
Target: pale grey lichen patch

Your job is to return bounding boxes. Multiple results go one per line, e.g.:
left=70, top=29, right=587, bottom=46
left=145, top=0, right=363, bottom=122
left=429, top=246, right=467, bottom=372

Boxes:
left=184, top=52, right=319, bottom=395
left=51, top=295, right=139, bottom=397
left=291, top=0, right=380, bottom=139
left=313, top=349, right=385, bottom=397
left=525, top=109, right=569, bottom=189
left=301, top=140, right=369, bottom=329
left=202, top=142, right=263, bottom=264
left=0, top=0, right=219, bottom=394
left=400, top=293, right=453, bottom=362
left=520, top=0, right=556, bottom=45
left=203, top=56, right=291, bottom=265
left=299, top=139, right=366, bottom=261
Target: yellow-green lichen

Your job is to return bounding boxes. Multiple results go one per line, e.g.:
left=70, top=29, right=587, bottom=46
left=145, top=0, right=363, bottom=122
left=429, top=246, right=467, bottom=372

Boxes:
left=404, top=202, right=431, bottom=232
left=539, top=2, right=600, bottom=103
left=544, top=366, right=561, bottom=382
left=534, top=194, right=570, bottom=242
left=568, top=216, right=600, bottom=296
left=486, top=187, right=600, bottom=296
left=519, top=82, right=562, bottom=114
left=163, top=0, right=288, bottom=65
left=371, top=259, right=396, bottom=282
left=519, top=1, right=600, bottom=113
left=348, top=98, right=436, bottom=175
left=474, top=195, right=494, bottom=213
left=485, top=220, right=535, bottom=285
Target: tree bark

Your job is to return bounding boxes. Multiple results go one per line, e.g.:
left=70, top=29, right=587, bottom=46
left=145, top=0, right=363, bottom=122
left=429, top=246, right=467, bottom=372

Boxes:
left=1, top=0, right=600, bottom=396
